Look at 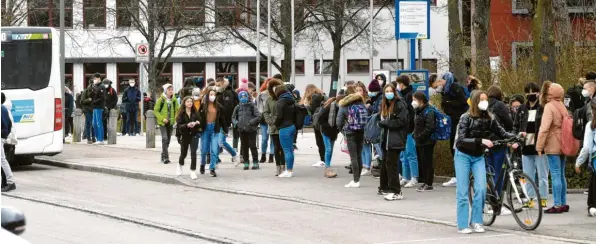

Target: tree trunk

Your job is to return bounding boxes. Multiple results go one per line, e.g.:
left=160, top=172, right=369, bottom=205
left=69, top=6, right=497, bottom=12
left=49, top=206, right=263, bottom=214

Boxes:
left=552, top=0, right=574, bottom=82
left=472, top=0, right=491, bottom=83
left=279, top=0, right=292, bottom=83
left=532, top=0, right=556, bottom=84
left=448, top=0, right=467, bottom=83
left=329, top=38, right=342, bottom=97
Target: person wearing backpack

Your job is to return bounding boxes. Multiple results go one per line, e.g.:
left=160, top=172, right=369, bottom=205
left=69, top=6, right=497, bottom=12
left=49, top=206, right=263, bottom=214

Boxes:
left=367, top=79, right=384, bottom=178
left=355, top=82, right=374, bottom=176
left=318, top=97, right=340, bottom=178
left=232, top=91, right=262, bottom=170
left=257, top=79, right=275, bottom=164
left=512, top=82, right=548, bottom=208
left=302, top=84, right=326, bottom=167
left=536, top=82, right=570, bottom=214
left=486, top=85, right=514, bottom=197
left=274, top=82, right=297, bottom=178
left=336, top=85, right=368, bottom=188
left=395, top=75, right=419, bottom=188
left=265, top=78, right=285, bottom=176
left=154, top=84, right=180, bottom=164
left=575, top=99, right=596, bottom=217
left=412, top=91, right=436, bottom=192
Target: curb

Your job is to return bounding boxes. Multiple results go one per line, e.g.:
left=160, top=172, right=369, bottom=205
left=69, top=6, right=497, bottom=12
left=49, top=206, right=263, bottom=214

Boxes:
left=433, top=175, right=588, bottom=194
left=36, top=159, right=595, bottom=244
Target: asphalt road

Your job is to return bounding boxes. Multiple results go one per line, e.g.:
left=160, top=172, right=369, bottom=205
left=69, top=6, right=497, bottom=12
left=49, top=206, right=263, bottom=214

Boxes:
left=0, top=165, right=579, bottom=244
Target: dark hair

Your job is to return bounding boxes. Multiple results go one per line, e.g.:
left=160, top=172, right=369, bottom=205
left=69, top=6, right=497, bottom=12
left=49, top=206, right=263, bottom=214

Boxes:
left=273, top=74, right=283, bottom=80
left=207, top=78, right=215, bottom=83
left=524, top=82, right=540, bottom=93
left=510, top=94, right=525, bottom=105
left=586, top=71, right=596, bottom=81
left=428, top=73, right=438, bottom=86
left=591, top=99, right=596, bottom=130
left=1, top=92, right=5, bottom=104
left=412, top=91, right=428, bottom=104
left=396, top=75, right=411, bottom=86
left=487, top=85, right=503, bottom=101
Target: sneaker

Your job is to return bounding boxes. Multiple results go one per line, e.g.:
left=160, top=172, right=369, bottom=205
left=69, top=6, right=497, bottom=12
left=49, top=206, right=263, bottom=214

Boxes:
left=1, top=183, right=16, bottom=192
left=458, top=228, right=472, bottom=234
left=176, top=165, right=183, bottom=176
left=377, top=189, right=388, bottom=195
left=210, top=170, right=217, bottom=177
left=312, top=161, right=325, bottom=167
left=404, top=178, right=418, bottom=188
left=588, top=207, right=596, bottom=217
left=278, top=171, right=293, bottom=178
left=417, top=184, right=434, bottom=192
left=199, top=165, right=205, bottom=174
left=544, top=206, right=563, bottom=214
left=243, top=163, right=250, bottom=170
left=324, top=168, right=337, bottom=178
left=584, top=190, right=589, bottom=195
left=136, top=133, right=140, bottom=136
left=400, top=179, right=408, bottom=186
left=190, top=171, right=197, bottom=180
left=268, top=154, right=274, bottom=163
left=259, top=154, right=267, bottom=163
left=232, top=154, right=239, bottom=164
left=471, top=223, right=485, bottom=233
left=344, top=181, right=360, bottom=188
left=275, top=165, right=282, bottom=176
left=561, top=205, right=570, bottom=212
left=361, top=168, right=371, bottom=176
left=371, top=168, right=381, bottom=179
left=500, top=207, right=512, bottom=216
left=87, top=140, right=93, bottom=144
left=117, top=133, right=122, bottom=136
left=251, top=162, right=260, bottom=170
left=443, top=177, right=457, bottom=187
left=384, top=192, right=404, bottom=201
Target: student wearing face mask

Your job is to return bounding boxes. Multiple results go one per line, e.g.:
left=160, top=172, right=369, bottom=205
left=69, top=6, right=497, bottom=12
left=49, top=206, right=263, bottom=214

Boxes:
left=154, top=84, right=180, bottom=164
left=199, top=88, right=226, bottom=177
left=512, top=82, right=548, bottom=208
left=486, top=85, right=514, bottom=199
left=232, top=90, right=262, bottom=170
left=454, top=91, right=515, bottom=234
left=395, top=75, right=419, bottom=188
left=102, top=79, right=118, bottom=139
left=89, top=73, right=106, bottom=145
left=122, top=78, right=141, bottom=136
left=367, top=79, right=384, bottom=177
left=355, top=82, right=374, bottom=176
left=411, top=91, right=436, bottom=192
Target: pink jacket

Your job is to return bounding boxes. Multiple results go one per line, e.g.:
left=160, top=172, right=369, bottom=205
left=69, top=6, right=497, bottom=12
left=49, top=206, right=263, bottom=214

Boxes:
left=536, top=83, right=565, bottom=155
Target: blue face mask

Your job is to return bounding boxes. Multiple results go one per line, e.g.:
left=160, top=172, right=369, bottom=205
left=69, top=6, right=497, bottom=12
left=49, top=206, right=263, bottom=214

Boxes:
left=368, top=92, right=378, bottom=97
left=240, top=97, right=249, bottom=103
left=384, top=92, right=395, bottom=100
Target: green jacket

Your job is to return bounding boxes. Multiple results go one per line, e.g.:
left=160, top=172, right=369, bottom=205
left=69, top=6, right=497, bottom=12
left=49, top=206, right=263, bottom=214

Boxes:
left=263, top=96, right=279, bottom=135
left=153, top=94, right=180, bottom=126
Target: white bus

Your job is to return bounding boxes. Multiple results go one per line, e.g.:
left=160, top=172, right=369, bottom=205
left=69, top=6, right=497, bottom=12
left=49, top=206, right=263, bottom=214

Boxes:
left=1, top=27, right=63, bottom=164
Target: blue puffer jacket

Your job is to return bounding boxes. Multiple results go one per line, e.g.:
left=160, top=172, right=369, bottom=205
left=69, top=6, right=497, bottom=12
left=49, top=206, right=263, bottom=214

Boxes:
left=122, top=86, right=141, bottom=111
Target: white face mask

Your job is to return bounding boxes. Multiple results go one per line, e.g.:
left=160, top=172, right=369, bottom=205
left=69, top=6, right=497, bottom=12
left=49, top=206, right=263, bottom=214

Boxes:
left=582, top=89, right=590, bottom=98
left=478, top=100, right=489, bottom=111
left=411, top=100, right=420, bottom=109
left=93, top=79, right=101, bottom=85
left=209, top=95, right=216, bottom=102
left=435, top=85, right=443, bottom=92
left=193, top=96, right=200, bottom=100
left=396, top=85, right=402, bottom=92
left=129, top=83, right=135, bottom=87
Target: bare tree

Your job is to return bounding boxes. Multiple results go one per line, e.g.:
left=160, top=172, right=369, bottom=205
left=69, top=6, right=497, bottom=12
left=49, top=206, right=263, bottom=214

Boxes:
left=1, top=0, right=28, bottom=26
left=447, top=0, right=467, bottom=83
left=472, top=0, right=491, bottom=83
left=532, top=0, right=556, bottom=83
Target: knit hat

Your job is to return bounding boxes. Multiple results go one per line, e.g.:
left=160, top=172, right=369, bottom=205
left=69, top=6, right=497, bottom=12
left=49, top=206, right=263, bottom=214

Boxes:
left=368, top=79, right=381, bottom=92
left=238, top=78, right=249, bottom=92
left=238, top=90, right=249, bottom=101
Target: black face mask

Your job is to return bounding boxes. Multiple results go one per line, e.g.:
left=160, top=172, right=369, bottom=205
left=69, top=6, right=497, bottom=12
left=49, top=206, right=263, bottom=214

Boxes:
left=527, top=94, right=538, bottom=102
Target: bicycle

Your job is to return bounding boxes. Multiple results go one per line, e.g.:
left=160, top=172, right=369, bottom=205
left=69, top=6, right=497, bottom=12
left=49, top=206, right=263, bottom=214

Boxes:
left=468, top=137, right=543, bottom=230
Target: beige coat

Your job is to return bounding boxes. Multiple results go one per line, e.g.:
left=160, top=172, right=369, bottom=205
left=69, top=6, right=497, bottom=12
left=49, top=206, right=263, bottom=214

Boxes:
left=536, top=83, right=565, bottom=155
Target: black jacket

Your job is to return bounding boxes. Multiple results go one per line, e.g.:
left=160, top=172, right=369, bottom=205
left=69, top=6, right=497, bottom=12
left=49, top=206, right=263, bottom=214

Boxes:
left=65, top=92, right=74, bottom=116
left=218, top=86, right=238, bottom=127
left=105, top=86, right=118, bottom=110
left=308, top=93, right=325, bottom=115
left=198, top=97, right=226, bottom=134
left=565, top=84, right=584, bottom=112
left=513, top=102, right=543, bottom=155
left=379, top=98, right=409, bottom=150
left=412, top=105, right=436, bottom=146
left=456, top=112, right=515, bottom=157
left=232, top=102, right=261, bottom=132
left=400, top=85, right=415, bottom=133
left=89, top=83, right=106, bottom=109
left=488, top=97, right=513, bottom=132
left=319, top=103, right=340, bottom=141
left=176, top=109, right=201, bottom=139
left=441, top=82, right=468, bottom=121
left=80, top=87, right=93, bottom=113
left=274, top=86, right=296, bottom=129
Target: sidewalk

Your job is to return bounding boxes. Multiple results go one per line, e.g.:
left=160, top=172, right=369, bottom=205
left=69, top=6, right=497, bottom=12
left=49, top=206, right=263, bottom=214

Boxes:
left=42, top=134, right=596, bottom=242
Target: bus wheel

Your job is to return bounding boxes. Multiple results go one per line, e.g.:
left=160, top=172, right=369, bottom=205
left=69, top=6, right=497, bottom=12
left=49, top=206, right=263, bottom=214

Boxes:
left=14, top=155, right=35, bottom=166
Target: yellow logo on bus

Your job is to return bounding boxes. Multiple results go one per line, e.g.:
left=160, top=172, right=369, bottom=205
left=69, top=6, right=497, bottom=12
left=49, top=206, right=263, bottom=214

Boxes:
left=19, top=114, right=35, bottom=123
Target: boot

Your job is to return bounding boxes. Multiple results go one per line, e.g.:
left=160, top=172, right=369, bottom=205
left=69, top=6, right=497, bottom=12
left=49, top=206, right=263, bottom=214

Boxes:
left=252, top=161, right=260, bottom=170
left=243, top=162, right=250, bottom=170
left=268, top=154, right=274, bottom=163
left=325, top=168, right=337, bottom=178
left=275, top=165, right=282, bottom=176
left=259, top=153, right=266, bottom=163
left=280, top=165, right=286, bottom=174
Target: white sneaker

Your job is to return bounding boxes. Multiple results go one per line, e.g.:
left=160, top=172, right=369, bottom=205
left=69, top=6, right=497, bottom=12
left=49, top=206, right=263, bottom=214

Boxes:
left=443, top=177, right=457, bottom=187
left=278, top=171, right=293, bottom=178
left=471, top=223, right=485, bottom=233
left=500, top=207, right=512, bottom=216
left=312, top=161, right=325, bottom=167
left=361, top=169, right=371, bottom=176
left=190, top=171, right=197, bottom=180
left=94, top=141, right=105, bottom=145
left=400, top=179, right=408, bottom=186
left=136, top=133, right=140, bottom=136
left=117, top=133, right=122, bottom=136
left=458, top=228, right=472, bottom=234
left=589, top=207, right=596, bottom=217
left=404, top=178, right=418, bottom=188
left=384, top=192, right=404, bottom=201
left=176, top=165, right=182, bottom=176
left=231, top=154, right=239, bottom=163
left=344, top=181, right=360, bottom=188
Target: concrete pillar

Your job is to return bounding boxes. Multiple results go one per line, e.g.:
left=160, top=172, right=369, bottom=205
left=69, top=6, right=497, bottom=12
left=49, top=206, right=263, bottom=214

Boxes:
left=145, top=110, right=156, bottom=148
left=73, top=109, right=83, bottom=143
left=108, top=109, right=118, bottom=144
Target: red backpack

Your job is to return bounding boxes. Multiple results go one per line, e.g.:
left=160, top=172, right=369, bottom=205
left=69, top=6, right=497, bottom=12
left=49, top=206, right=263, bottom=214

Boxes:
left=554, top=103, right=580, bottom=156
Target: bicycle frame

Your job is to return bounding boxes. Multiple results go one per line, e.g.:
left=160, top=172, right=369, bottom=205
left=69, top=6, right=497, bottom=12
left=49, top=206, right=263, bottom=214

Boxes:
left=485, top=144, right=531, bottom=213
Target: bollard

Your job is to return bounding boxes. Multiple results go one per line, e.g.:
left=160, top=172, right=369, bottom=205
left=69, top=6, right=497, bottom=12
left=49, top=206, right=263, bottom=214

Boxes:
left=73, top=109, right=83, bottom=143
left=108, top=109, right=118, bottom=145
left=145, top=110, right=156, bottom=148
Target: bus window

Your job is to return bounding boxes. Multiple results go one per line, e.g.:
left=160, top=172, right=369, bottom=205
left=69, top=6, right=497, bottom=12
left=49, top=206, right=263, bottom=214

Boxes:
left=1, top=39, right=52, bottom=91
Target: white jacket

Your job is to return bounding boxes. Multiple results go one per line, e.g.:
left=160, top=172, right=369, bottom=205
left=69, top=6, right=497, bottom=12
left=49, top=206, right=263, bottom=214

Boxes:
left=576, top=121, right=596, bottom=168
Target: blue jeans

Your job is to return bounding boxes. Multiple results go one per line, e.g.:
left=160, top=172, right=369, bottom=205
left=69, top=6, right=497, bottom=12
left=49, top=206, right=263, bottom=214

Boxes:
left=219, top=128, right=237, bottom=157
left=400, top=134, right=418, bottom=180
left=201, top=123, right=220, bottom=170
left=92, top=108, right=104, bottom=142
left=522, top=155, right=549, bottom=199
left=362, top=143, right=372, bottom=169
left=126, top=109, right=138, bottom=135
left=547, top=155, right=568, bottom=206
left=454, top=150, right=486, bottom=230
left=260, top=123, right=275, bottom=154
left=84, top=111, right=94, bottom=139
left=486, top=147, right=506, bottom=193
left=279, top=125, right=296, bottom=170
left=322, top=133, right=335, bottom=168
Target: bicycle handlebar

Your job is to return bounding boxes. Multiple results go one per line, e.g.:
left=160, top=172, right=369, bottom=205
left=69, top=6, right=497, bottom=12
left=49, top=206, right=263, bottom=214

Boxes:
left=491, top=137, right=524, bottom=147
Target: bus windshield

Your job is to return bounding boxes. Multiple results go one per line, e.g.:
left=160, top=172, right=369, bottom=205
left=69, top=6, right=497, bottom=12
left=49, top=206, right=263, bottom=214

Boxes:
left=1, top=37, right=52, bottom=91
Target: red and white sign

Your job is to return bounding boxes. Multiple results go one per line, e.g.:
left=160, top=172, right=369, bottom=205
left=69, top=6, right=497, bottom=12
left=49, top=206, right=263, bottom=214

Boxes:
left=135, top=43, right=149, bottom=63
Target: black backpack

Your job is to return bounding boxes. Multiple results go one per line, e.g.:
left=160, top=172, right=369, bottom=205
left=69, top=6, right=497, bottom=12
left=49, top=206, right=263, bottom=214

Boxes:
left=573, top=105, right=588, bottom=140
left=294, top=104, right=308, bottom=130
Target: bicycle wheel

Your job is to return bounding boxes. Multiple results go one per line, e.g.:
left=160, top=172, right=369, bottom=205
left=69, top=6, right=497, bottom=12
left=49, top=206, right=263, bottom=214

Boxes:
left=469, top=177, right=497, bottom=226
left=506, top=171, right=543, bottom=230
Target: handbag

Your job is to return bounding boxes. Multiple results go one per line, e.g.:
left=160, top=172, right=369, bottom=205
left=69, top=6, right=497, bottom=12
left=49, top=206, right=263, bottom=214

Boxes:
left=340, top=134, right=349, bottom=154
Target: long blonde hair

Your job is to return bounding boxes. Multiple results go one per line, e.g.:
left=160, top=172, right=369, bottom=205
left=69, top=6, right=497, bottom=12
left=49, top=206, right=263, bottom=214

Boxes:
left=301, top=84, right=322, bottom=106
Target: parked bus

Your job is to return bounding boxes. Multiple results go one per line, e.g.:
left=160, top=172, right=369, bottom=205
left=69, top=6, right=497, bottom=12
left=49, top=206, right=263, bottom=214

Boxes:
left=1, top=27, right=63, bottom=164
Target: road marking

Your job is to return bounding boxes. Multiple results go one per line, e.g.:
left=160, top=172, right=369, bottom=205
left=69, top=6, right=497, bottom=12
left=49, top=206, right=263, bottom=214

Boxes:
left=374, top=234, right=515, bottom=244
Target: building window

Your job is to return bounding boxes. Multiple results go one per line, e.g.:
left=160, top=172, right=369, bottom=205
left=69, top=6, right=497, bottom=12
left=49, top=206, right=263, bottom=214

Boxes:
left=178, top=0, right=205, bottom=26
left=116, top=0, right=138, bottom=27
left=281, top=60, right=305, bottom=75
left=248, top=61, right=268, bottom=84
left=314, top=60, right=333, bottom=75
left=514, top=44, right=534, bottom=68
left=117, top=63, right=139, bottom=94
left=83, top=63, right=106, bottom=88
left=567, top=0, right=595, bottom=7
left=216, top=62, right=239, bottom=86
left=215, top=0, right=242, bottom=27
left=380, top=59, right=404, bottom=71
left=65, top=63, right=73, bottom=91
left=416, top=59, right=438, bottom=73
left=347, top=60, right=370, bottom=74
left=156, top=62, right=173, bottom=84
left=182, top=62, right=206, bottom=86
left=27, top=0, right=73, bottom=27
left=84, top=0, right=106, bottom=28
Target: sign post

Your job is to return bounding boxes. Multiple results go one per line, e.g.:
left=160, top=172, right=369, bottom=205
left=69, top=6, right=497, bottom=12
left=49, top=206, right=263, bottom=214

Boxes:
left=136, top=43, right=149, bottom=136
